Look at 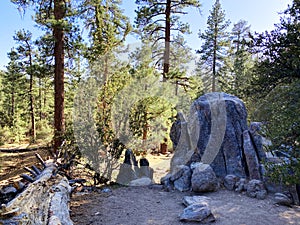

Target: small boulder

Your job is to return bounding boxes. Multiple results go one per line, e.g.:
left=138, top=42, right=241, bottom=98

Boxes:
left=224, top=174, right=239, bottom=190
left=246, top=179, right=267, bottom=199
left=275, top=192, right=293, bottom=207
left=171, top=165, right=192, bottom=192
left=160, top=174, right=173, bottom=191
left=235, top=178, right=247, bottom=193
left=179, top=204, right=215, bottom=223
left=191, top=163, right=218, bottom=192
left=183, top=196, right=210, bottom=207
left=139, top=158, right=154, bottom=180
left=116, top=163, right=138, bottom=185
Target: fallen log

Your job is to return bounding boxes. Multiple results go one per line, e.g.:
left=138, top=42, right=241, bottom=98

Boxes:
left=0, top=161, right=73, bottom=225
left=0, top=146, right=50, bottom=153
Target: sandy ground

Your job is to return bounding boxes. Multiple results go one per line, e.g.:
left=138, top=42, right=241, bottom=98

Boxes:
left=70, top=186, right=300, bottom=225
left=70, top=153, right=300, bottom=225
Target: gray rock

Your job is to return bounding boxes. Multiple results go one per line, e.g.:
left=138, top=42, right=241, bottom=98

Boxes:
left=129, top=177, right=152, bottom=186
left=170, top=113, right=194, bottom=174
left=139, top=158, right=154, bottom=180
left=224, top=174, right=239, bottom=190
left=124, top=149, right=138, bottom=166
left=256, top=190, right=268, bottom=200
left=172, top=165, right=192, bottom=192
left=275, top=192, right=293, bottom=206
left=116, top=163, right=138, bottom=185
left=160, top=174, right=173, bottom=191
left=249, top=122, right=266, bottom=162
left=179, top=204, right=215, bottom=223
left=183, top=196, right=210, bottom=207
left=189, top=93, right=248, bottom=178
left=101, top=188, right=112, bottom=193
left=235, top=178, right=247, bottom=192
left=246, top=179, right=267, bottom=199
left=191, top=163, right=218, bottom=192
left=243, top=130, right=261, bottom=180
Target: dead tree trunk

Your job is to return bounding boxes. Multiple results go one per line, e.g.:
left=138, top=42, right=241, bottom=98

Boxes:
left=0, top=162, right=73, bottom=225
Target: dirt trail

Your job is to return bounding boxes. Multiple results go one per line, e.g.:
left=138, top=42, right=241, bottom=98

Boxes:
left=70, top=185, right=300, bottom=225
left=70, top=153, right=300, bottom=225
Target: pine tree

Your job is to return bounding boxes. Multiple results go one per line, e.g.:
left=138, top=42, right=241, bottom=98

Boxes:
left=13, top=30, right=37, bottom=142
left=2, top=50, right=26, bottom=128
left=251, top=0, right=300, bottom=186
left=197, top=0, right=230, bottom=92
left=219, top=20, right=254, bottom=98
left=12, top=0, right=69, bottom=151
left=81, top=0, right=131, bottom=63
left=251, top=0, right=300, bottom=94
left=135, top=0, right=201, bottom=81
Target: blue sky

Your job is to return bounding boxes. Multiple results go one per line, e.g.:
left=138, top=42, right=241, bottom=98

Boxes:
left=0, top=0, right=292, bottom=70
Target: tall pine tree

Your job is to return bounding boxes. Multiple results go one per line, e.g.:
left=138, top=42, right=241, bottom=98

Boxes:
left=135, top=0, right=201, bottom=81
left=12, top=0, right=69, bottom=151
left=14, top=30, right=37, bottom=142
left=197, top=0, right=230, bottom=92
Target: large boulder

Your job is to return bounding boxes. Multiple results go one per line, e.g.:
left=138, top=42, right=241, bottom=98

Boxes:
left=170, top=92, right=265, bottom=180
left=189, top=93, right=248, bottom=177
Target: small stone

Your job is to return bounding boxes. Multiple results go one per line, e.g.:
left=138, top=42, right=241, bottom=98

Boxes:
left=224, top=174, right=239, bottom=190
left=101, top=188, right=111, bottom=193
left=275, top=193, right=293, bottom=206
left=179, top=204, right=215, bottom=223
left=172, top=165, right=191, bottom=192
left=183, top=196, right=210, bottom=207
left=235, top=178, right=247, bottom=193
left=246, top=179, right=267, bottom=199
left=256, top=190, right=268, bottom=200
left=160, top=174, right=173, bottom=191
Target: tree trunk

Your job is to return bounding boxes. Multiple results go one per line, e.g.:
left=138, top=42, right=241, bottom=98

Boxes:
left=11, top=90, right=15, bottom=127
left=39, top=77, right=42, bottom=121
left=163, top=0, right=171, bottom=82
left=0, top=162, right=73, bottom=224
left=212, top=28, right=217, bottom=92
left=53, top=0, right=65, bottom=153
left=28, top=48, right=36, bottom=143
left=142, top=111, right=148, bottom=141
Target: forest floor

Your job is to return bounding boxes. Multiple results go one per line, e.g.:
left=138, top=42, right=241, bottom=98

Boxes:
left=0, top=143, right=51, bottom=186
left=1, top=147, right=300, bottom=225
left=70, top=154, right=300, bottom=225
